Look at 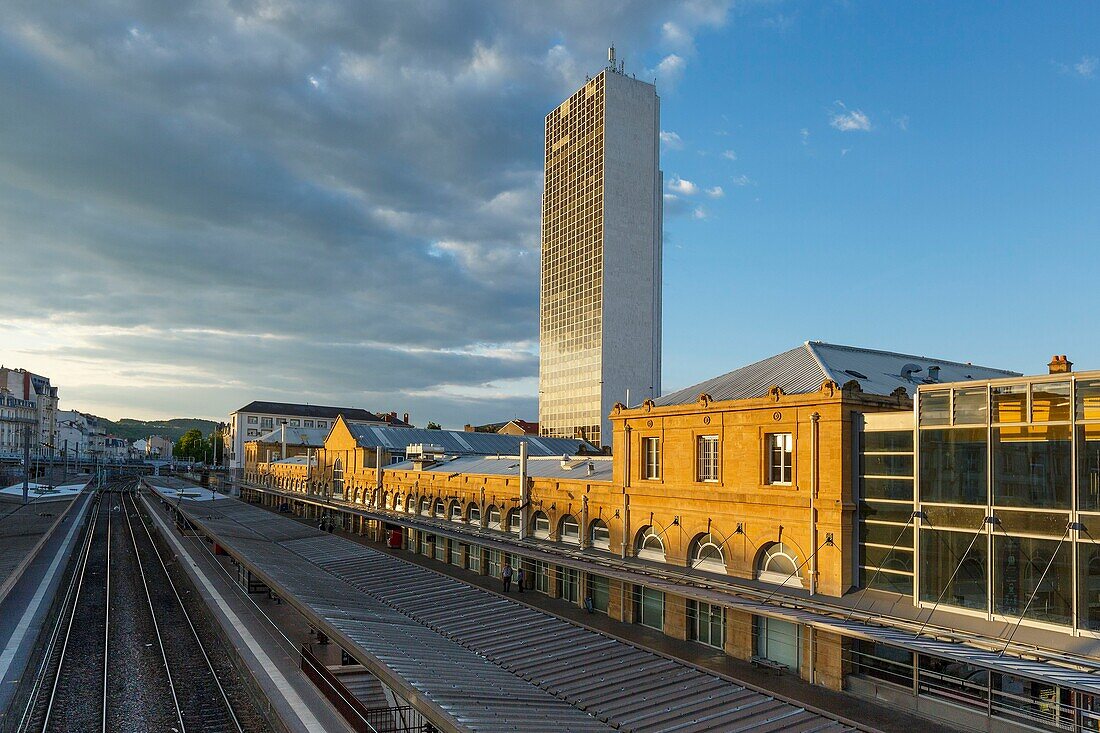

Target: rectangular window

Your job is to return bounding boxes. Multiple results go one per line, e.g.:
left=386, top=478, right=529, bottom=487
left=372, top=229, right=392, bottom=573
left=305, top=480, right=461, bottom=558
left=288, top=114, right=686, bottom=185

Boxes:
left=303, top=419, right=314, bottom=427
left=433, top=538, right=446, bottom=562
left=247, top=416, right=258, bottom=424
left=767, top=433, right=793, bottom=485
left=289, top=419, right=300, bottom=427
left=451, top=543, right=463, bottom=566
left=488, top=549, right=501, bottom=578
left=919, top=528, right=987, bottom=611
left=754, top=616, right=800, bottom=671
left=587, top=575, right=609, bottom=613
left=993, top=535, right=1072, bottom=625
left=632, top=586, right=664, bottom=630
left=696, top=435, right=719, bottom=482
left=557, top=567, right=579, bottom=603
left=467, top=547, right=482, bottom=574
left=260, top=417, right=273, bottom=429
left=687, top=600, right=725, bottom=649
left=533, top=561, right=550, bottom=594
left=993, top=425, right=1072, bottom=509
left=919, top=427, right=987, bottom=504
left=642, top=437, right=660, bottom=479
left=317, top=421, right=326, bottom=428
left=851, top=640, right=913, bottom=688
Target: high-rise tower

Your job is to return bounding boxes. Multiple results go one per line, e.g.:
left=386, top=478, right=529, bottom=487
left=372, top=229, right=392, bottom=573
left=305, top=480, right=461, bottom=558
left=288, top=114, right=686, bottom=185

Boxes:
left=539, top=49, right=662, bottom=449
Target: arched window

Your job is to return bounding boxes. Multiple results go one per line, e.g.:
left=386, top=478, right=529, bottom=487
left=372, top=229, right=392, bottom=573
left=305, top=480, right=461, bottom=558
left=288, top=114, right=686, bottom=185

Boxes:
left=589, top=519, right=610, bottom=550
left=757, top=543, right=803, bottom=588
left=433, top=499, right=446, bottom=518
left=531, top=511, right=550, bottom=539
left=690, top=534, right=727, bottom=574
left=487, top=505, right=501, bottom=529
left=635, top=526, right=666, bottom=562
left=419, top=496, right=431, bottom=515
left=332, top=458, right=343, bottom=496
left=449, top=501, right=463, bottom=522
left=467, top=503, right=481, bottom=524
left=390, top=493, right=401, bottom=511
left=404, top=495, right=415, bottom=513
left=508, top=509, right=522, bottom=534
left=559, top=515, right=580, bottom=544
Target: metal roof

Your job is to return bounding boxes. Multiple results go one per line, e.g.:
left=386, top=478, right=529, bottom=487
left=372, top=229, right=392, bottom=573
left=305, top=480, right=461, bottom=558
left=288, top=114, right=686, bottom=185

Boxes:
left=252, top=486, right=1100, bottom=700
left=388, top=454, right=614, bottom=481
left=232, top=400, right=410, bottom=425
left=655, top=341, right=1019, bottom=406
left=251, top=426, right=329, bottom=446
left=347, top=423, right=597, bottom=457
left=171, top=493, right=863, bottom=733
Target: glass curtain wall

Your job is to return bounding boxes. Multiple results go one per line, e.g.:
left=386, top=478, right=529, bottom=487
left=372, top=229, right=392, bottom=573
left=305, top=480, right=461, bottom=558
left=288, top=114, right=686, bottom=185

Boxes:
left=917, top=375, right=1100, bottom=631
left=859, top=413, right=916, bottom=594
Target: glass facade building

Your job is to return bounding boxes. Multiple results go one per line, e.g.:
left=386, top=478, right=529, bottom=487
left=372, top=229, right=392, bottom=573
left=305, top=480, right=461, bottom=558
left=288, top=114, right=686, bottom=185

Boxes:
left=858, top=372, right=1100, bottom=634
left=538, top=63, right=662, bottom=448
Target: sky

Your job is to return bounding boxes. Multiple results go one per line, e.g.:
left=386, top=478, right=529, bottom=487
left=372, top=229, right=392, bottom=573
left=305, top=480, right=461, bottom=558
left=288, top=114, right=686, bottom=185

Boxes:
left=1, top=1, right=1097, bottom=427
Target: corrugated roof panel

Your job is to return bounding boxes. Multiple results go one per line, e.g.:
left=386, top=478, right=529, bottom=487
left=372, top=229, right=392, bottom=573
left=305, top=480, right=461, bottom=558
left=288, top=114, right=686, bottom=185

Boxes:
left=169, top=493, right=863, bottom=733
left=656, top=341, right=1020, bottom=406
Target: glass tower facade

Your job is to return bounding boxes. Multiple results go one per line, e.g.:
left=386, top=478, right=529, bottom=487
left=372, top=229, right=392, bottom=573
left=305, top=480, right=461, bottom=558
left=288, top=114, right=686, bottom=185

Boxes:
left=539, top=65, right=662, bottom=448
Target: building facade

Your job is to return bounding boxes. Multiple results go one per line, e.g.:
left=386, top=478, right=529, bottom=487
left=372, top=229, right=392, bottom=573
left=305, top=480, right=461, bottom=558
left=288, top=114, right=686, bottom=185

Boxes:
left=236, top=343, right=1100, bottom=733
left=538, top=51, right=662, bottom=449
left=0, top=367, right=58, bottom=459
left=0, top=385, right=36, bottom=460
left=225, top=400, right=411, bottom=469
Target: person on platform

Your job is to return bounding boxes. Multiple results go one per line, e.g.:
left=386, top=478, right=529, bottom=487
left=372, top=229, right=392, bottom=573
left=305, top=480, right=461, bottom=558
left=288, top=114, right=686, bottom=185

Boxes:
left=502, top=560, right=513, bottom=593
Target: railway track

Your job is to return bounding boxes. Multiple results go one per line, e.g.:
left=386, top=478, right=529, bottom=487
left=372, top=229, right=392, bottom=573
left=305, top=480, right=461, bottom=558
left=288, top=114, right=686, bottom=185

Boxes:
left=14, top=481, right=263, bottom=733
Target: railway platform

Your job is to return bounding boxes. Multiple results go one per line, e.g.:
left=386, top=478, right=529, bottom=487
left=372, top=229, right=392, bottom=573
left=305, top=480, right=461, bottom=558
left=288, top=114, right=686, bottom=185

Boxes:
left=0, top=490, right=92, bottom=724
left=155, top=481, right=870, bottom=733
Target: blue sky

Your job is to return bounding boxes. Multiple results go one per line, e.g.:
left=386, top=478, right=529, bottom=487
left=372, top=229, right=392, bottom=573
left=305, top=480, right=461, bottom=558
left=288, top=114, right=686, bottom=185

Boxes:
left=0, top=1, right=1096, bottom=425
left=657, top=2, right=1100, bottom=392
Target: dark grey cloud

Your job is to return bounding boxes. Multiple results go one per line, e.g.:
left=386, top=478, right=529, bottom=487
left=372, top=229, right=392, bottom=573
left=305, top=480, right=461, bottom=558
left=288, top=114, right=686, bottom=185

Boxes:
left=0, top=0, right=730, bottom=426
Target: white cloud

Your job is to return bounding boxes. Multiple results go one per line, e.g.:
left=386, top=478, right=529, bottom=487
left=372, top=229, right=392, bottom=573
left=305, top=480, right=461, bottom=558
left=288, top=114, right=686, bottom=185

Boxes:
left=894, top=115, right=909, bottom=131
left=692, top=206, right=707, bottom=219
left=721, top=149, right=736, bottom=160
left=800, top=128, right=810, bottom=145
left=660, top=130, right=684, bottom=149
left=654, top=53, right=686, bottom=87
left=830, top=102, right=872, bottom=132
left=667, top=176, right=698, bottom=195
left=661, top=21, right=694, bottom=53
left=706, top=186, right=724, bottom=198
left=1075, top=55, right=1098, bottom=78
left=730, top=174, right=754, bottom=187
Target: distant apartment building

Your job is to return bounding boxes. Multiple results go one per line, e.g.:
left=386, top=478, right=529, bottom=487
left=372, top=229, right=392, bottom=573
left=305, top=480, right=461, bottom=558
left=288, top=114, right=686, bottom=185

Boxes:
left=538, top=49, right=662, bottom=449
left=0, top=366, right=59, bottom=458
left=463, top=419, right=539, bottom=436
left=146, top=435, right=173, bottom=459
left=226, top=401, right=412, bottom=469
left=56, top=410, right=124, bottom=462
left=0, top=385, right=36, bottom=460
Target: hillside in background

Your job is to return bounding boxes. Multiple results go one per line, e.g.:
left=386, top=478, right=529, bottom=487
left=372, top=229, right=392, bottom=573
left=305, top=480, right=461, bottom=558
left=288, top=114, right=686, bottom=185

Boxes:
left=102, top=417, right=220, bottom=442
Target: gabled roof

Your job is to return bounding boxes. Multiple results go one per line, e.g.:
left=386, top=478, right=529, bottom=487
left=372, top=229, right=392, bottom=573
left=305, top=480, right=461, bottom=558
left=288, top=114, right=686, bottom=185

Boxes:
left=251, top=427, right=329, bottom=446
left=344, top=422, right=595, bottom=457
left=231, top=400, right=411, bottom=425
left=655, top=341, right=1019, bottom=407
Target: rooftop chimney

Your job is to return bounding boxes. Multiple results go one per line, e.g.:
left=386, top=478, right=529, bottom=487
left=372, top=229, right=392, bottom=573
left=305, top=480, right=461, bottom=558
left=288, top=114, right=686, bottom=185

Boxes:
left=1048, top=355, right=1073, bottom=374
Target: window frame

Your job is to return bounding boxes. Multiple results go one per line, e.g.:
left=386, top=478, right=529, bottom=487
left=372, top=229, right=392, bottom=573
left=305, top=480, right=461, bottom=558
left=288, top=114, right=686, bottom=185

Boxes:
left=766, top=432, right=793, bottom=485
left=641, top=436, right=661, bottom=480
left=696, top=434, right=720, bottom=483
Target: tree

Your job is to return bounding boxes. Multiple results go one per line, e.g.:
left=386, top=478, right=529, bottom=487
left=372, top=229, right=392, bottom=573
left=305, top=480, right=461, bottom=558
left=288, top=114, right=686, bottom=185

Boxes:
left=174, top=429, right=205, bottom=461
left=426, top=421, right=442, bottom=431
